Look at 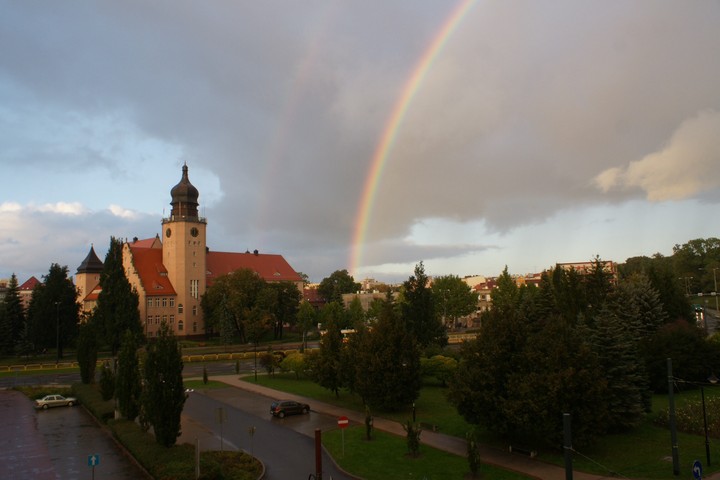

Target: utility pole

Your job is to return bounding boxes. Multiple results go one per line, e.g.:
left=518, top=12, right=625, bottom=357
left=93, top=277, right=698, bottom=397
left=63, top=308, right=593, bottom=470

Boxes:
left=54, top=301, right=60, bottom=364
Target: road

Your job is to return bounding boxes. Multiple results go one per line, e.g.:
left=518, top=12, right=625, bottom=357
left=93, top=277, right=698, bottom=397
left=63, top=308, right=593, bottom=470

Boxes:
left=182, top=388, right=355, bottom=480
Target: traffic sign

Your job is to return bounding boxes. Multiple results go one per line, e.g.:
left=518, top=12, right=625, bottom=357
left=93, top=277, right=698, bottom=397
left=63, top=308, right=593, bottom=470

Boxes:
left=693, top=459, right=703, bottom=479
left=88, top=454, right=100, bottom=466
left=338, top=416, right=349, bottom=429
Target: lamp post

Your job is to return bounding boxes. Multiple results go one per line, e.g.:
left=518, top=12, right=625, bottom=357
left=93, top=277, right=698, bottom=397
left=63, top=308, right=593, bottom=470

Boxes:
left=713, top=268, right=719, bottom=315
left=54, top=301, right=60, bottom=364
left=701, top=385, right=711, bottom=466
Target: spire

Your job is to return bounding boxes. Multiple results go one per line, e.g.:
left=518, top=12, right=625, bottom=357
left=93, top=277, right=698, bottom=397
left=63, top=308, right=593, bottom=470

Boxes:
left=170, top=163, right=199, bottom=219
left=77, top=245, right=104, bottom=274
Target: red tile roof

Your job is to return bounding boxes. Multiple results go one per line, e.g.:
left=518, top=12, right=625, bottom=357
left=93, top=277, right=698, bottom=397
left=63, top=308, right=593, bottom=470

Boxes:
left=19, top=276, right=41, bottom=291
left=206, top=251, right=301, bottom=286
left=128, top=244, right=177, bottom=296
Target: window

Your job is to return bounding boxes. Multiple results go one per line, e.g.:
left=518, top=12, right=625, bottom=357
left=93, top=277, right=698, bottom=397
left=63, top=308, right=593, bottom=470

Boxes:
left=170, top=315, right=175, bottom=325
left=190, top=279, right=199, bottom=299
left=154, top=298, right=160, bottom=307
left=147, top=298, right=152, bottom=308
left=146, top=315, right=152, bottom=326
left=162, top=315, right=167, bottom=324
left=178, top=304, right=183, bottom=314
left=192, top=305, right=197, bottom=316
left=193, top=322, right=197, bottom=333
left=170, top=298, right=175, bottom=307
left=162, top=297, right=167, bottom=307
left=155, top=315, right=160, bottom=325
left=178, top=320, right=184, bottom=331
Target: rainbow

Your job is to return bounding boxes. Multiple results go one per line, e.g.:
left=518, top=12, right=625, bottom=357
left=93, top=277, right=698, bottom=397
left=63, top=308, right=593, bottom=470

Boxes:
left=349, top=0, right=478, bottom=276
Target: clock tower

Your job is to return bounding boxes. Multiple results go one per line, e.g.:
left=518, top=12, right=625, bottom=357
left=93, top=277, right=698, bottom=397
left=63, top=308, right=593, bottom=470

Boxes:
left=162, top=164, right=207, bottom=335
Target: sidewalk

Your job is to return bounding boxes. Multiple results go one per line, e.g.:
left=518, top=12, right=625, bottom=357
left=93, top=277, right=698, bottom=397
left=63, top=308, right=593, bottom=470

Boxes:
left=209, top=374, right=615, bottom=480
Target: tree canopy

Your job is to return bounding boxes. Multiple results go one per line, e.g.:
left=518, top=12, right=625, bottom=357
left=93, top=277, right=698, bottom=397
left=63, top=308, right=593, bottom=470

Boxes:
left=318, top=270, right=361, bottom=304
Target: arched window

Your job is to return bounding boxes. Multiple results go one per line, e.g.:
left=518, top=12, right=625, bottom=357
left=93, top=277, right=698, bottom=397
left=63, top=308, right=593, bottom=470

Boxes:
left=178, top=320, right=184, bottom=332
left=178, top=304, right=184, bottom=314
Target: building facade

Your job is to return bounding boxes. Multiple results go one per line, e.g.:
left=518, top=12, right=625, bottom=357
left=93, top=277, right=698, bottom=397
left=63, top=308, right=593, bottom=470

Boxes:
left=77, top=164, right=302, bottom=338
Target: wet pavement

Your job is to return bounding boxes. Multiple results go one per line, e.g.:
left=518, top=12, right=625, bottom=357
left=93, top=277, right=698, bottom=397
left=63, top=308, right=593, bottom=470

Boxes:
left=0, top=389, right=149, bottom=480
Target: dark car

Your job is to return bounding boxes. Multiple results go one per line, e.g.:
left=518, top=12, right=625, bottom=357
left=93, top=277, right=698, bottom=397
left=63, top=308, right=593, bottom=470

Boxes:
left=270, top=400, right=310, bottom=418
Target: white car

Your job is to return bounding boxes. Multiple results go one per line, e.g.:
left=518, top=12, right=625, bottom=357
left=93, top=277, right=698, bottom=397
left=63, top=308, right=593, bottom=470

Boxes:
left=35, top=394, right=77, bottom=409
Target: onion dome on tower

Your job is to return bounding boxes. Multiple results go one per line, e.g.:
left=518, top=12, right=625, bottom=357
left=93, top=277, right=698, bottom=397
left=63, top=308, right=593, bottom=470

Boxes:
left=170, top=163, right=199, bottom=219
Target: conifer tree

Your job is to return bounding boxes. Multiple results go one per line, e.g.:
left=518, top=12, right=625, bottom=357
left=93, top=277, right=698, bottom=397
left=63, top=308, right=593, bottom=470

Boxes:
left=94, top=237, right=142, bottom=356
left=352, top=298, right=421, bottom=411
left=142, top=322, right=186, bottom=447
left=4, top=274, right=25, bottom=350
left=401, top=262, right=446, bottom=349
left=26, top=264, right=80, bottom=357
left=76, top=321, right=98, bottom=383
left=116, top=330, right=142, bottom=420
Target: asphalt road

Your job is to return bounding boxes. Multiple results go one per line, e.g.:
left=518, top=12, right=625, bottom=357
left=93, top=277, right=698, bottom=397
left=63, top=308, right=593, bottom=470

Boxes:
left=183, top=389, right=354, bottom=480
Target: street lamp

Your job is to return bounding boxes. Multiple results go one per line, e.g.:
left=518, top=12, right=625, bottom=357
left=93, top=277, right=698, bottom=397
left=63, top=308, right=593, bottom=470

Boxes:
left=54, top=301, right=60, bottom=365
left=713, top=268, right=719, bottom=315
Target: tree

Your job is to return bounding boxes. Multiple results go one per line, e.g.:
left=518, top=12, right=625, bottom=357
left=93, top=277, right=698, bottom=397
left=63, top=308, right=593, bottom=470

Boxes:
left=202, top=268, right=267, bottom=343
left=296, top=300, right=317, bottom=352
left=318, top=270, right=360, bottom=304
left=142, top=322, right=186, bottom=447
left=308, top=303, right=345, bottom=397
left=3, top=274, right=25, bottom=352
left=76, top=322, right=98, bottom=384
left=116, top=330, right=142, bottom=420
left=350, top=298, right=421, bottom=411
left=588, top=309, right=647, bottom=432
left=401, top=262, right=446, bottom=349
left=94, top=237, right=142, bottom=356
left=431, top=275, right=477, bottom=329
left=26, top=263, right=80, bottom=357
left=267, top=281, right=300, bottom=339
left=584, top=256, right=615, bottom=320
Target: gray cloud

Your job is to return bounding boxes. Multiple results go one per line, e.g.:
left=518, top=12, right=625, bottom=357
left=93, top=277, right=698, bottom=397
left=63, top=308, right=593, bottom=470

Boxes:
left=1, top=1, right=719, bottom=283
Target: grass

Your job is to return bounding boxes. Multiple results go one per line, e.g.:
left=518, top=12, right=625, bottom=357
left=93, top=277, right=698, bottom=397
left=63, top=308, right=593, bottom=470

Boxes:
left=241, top=373, right=720, bottom=480
left=323, top=426, right=528, bottom=480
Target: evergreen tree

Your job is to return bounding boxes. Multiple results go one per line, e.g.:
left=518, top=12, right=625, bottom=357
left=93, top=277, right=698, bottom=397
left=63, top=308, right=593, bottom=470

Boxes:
left=76, top=321, right=98, bottom=384
left=351, top=298, right=421, bottom=410
left=4, top=274, right=25, bottom=350
left=116, top=330, right=142, bottom=420
left=584, top=256, right=615, bottom=321
left=0, top=306, right=9, bottom=355
left=94, top=237, right=142, bottom=356
left=588, top=309, right=647, bottom=431
left=142, top=322, right=186, bottom=447
left=401, top=262, right=446, bottom=349
left=26, top=264, right=80, bottom=357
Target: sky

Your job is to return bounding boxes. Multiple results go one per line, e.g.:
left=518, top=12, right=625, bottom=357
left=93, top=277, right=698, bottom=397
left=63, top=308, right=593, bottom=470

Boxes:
left=1, top=1, right=719, bottom=285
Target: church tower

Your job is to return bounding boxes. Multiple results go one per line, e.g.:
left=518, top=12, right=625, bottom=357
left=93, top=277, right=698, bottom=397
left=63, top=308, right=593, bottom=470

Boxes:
left=75, top=244, right=104, bottom=312
left=162, top=164, right=207, bottom=335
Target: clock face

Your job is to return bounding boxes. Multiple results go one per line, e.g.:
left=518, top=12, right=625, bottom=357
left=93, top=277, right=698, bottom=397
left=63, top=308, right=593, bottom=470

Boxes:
left=165, top=228, right=172, bottom=238
left=190, top=227, right=199, bottom=237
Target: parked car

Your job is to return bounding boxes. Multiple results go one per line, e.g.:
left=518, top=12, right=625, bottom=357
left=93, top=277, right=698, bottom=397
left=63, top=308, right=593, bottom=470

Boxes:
left=35, top=394, right=78, bottom=409
left=270, top=400, right=310, bottom=418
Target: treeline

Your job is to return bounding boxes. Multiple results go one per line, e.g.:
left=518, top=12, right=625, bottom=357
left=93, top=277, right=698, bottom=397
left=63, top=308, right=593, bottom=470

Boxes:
left=448, top=251, right=717, bottom=448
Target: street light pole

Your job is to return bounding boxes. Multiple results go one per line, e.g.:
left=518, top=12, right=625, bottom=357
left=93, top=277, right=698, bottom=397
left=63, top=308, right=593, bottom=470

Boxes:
left=713, top=268, right=719, bottom=315
left=54, top=301, right=60, bottom=364
left=701, top=386, right=711, bottom=466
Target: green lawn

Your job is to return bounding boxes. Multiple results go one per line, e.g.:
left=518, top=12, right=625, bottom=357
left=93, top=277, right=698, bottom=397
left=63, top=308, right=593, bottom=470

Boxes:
left=241, top=373, right=720, bottom=480
left=323, top=426, right=528, bottom=480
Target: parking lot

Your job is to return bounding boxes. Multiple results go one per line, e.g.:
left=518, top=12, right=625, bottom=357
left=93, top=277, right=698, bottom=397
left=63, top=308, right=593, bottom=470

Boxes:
left=0, top=389, right=149, bottom=480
